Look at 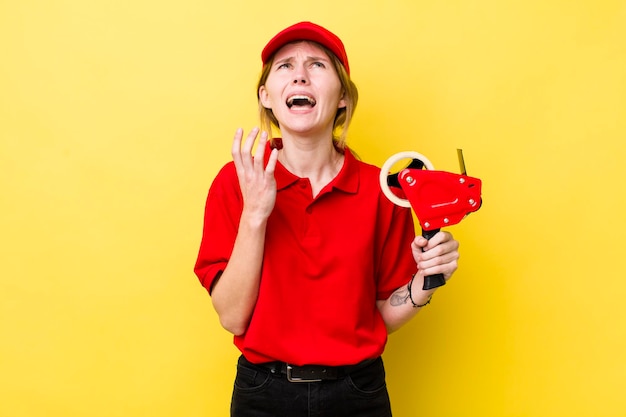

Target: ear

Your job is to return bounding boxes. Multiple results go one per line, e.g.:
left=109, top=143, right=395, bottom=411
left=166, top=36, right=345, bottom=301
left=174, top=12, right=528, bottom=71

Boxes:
left=337, top=90, right=347, bottom=109
left=259, top=85, right=272, bottom=109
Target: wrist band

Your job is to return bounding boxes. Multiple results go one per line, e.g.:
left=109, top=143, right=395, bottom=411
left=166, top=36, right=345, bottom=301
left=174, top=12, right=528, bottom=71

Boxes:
left=407, top=274, right=432, bottom=308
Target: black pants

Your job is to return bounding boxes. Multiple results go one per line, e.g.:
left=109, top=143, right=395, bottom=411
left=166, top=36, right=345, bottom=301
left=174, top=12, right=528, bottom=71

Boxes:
left=231, top=355, right=392, bottom=417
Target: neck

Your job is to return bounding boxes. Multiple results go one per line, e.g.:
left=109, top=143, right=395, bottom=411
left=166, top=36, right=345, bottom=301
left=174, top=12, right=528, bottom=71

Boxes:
left=277, top=134, right=345, bottom=192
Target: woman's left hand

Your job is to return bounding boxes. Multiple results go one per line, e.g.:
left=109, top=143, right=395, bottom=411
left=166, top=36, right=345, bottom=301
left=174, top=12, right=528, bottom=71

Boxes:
left=411, top=231, right=460, bottom=281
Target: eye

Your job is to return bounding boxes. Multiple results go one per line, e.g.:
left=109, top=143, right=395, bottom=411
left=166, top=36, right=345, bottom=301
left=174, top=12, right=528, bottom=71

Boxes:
left=311, top=61, right=326, bottom=69
left=276, top=62, right=292, bottom=70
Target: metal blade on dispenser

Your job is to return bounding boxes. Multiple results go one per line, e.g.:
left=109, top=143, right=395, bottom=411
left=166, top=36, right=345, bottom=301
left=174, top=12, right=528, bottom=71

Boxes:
left=457, top=149, right=467, bottom=175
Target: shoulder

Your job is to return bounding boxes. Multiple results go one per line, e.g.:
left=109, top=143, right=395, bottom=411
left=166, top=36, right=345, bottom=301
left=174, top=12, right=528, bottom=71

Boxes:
left=215, top=160, right=236, bottom=177
left=345, top=147, right=380, bottom=172
left=345, top=148, right=412, bottom=215
left=212, top=161, right=238, bottom=185
left=344, top=147, right=384, bottom=186
left=207, top=161, right=241, bottom=200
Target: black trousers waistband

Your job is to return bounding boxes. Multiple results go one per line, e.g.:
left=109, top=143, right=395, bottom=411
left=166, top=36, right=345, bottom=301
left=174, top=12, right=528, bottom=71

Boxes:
left=240, top=355, right=380, bottom=382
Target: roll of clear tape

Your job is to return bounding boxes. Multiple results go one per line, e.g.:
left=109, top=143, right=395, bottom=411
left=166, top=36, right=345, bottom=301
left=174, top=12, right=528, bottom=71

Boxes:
left=379, top=151, right=435, bottom=208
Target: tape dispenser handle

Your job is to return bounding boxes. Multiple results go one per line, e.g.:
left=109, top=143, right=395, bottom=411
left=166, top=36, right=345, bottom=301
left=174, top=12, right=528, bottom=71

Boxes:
left=379, top=151, right=445, bottom=291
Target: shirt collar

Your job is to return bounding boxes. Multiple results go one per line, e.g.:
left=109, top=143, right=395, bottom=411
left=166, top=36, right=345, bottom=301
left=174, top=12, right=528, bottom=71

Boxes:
left=264, top=141, right=360, bottom=194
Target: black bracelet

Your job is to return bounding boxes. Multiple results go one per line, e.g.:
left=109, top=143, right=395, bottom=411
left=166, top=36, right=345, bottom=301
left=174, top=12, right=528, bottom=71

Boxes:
left=407, top=274, right=432, bottom=308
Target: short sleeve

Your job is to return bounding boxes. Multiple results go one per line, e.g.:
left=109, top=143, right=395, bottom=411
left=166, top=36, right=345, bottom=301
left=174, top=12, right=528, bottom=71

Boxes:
left=193, top=162, right=242, bottom=294
left=374, top=199, right=417, bottom=300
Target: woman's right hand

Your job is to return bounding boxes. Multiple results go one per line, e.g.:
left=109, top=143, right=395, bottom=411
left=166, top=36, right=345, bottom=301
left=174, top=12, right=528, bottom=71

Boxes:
left=212, top=128, right=279, bottom=335
left=231, top=127, right=280, bottom=222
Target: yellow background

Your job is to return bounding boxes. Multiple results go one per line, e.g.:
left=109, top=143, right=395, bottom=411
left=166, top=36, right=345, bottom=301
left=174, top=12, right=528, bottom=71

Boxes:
left=2, top=1, right=625, bottom=416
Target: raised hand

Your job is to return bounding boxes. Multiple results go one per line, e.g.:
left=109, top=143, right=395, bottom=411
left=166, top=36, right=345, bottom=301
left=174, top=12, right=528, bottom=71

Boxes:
left=231, top=127, right=280, bottom=222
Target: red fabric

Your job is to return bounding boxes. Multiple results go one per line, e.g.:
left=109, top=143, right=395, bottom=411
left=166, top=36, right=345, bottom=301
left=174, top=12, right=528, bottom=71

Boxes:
left=194, top=145, right=417, bottom=366
left=261, top=21, right=350, bottom=75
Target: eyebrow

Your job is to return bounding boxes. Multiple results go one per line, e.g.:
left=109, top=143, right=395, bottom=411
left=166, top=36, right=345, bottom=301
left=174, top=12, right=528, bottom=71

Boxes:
left=274, top=55, right=331, bottom=66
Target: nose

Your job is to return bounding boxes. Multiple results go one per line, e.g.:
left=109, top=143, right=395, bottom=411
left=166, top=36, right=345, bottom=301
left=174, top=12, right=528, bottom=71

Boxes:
left=292, top=65, right=308, bottom=84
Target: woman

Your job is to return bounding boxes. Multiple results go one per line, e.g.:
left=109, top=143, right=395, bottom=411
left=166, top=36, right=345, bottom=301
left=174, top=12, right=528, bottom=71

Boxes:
left=194, top=21, right=460, bottom=417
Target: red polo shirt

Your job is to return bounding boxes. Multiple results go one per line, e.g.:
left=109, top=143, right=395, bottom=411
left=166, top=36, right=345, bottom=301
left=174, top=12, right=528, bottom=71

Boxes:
left=194, top=144, right=417, bottom=366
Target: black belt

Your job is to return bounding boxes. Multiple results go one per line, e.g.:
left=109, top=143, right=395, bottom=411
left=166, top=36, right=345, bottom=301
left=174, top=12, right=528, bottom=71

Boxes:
left=243, top=356, right=379, bottom=383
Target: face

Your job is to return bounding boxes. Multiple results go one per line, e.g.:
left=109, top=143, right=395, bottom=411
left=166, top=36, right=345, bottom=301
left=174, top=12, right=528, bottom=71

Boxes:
left=258, top=41, right=347, bottom=139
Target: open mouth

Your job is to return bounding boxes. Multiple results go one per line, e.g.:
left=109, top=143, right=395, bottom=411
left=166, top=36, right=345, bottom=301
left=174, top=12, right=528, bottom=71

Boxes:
left=286, top=95, right=316, bottom=109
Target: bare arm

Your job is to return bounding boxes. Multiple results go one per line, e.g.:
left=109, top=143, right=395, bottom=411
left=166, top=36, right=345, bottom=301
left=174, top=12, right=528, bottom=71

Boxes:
left=377, top=232, right=459, bottom=333
left=210, top=128, right=279, bottom=336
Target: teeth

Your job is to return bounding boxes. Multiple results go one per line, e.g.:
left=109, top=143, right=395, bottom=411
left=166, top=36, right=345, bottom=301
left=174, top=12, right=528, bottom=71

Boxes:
left=287, top=95, right=316, bottom=108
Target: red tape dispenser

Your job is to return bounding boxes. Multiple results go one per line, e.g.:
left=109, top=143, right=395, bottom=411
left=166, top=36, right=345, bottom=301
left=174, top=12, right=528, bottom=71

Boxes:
left=379, top=150, right=483, bottom=290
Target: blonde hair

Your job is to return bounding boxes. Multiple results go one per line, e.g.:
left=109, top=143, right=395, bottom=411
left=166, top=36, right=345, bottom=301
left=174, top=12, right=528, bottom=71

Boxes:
left=256, top=41, right=359, bottom=149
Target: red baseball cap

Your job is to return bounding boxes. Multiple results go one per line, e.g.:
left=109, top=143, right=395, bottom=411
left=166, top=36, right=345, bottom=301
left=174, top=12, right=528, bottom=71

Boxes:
left=261, top=21, right=350, bottom=75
